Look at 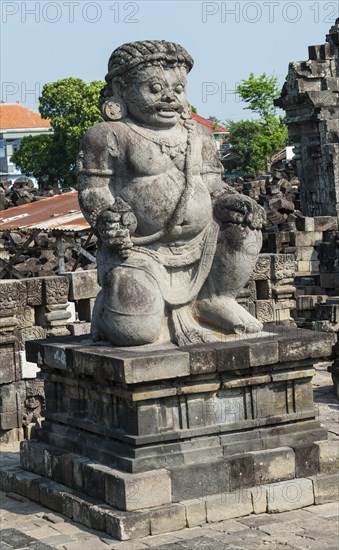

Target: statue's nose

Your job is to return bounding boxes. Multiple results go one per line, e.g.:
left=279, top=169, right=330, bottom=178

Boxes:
left=161, top=92, right=175, bottom=102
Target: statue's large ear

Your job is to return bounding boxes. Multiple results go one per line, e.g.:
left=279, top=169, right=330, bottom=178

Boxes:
left=101, top=79, right=126, bottom=121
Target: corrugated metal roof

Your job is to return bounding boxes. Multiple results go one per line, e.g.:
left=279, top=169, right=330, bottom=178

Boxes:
left=0, top=191, right=90, bottom=232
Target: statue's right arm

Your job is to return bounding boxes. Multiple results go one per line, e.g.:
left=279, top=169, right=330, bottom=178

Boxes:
left=77, top=123, right=117, bottom=229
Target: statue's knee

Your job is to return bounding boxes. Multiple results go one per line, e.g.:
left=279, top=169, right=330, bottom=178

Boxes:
left=100, top=267, right=164, bottom=345
left=104, top=266, right=163, bottom=314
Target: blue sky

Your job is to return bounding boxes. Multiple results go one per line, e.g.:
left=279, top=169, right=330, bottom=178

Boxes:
left=1, top=1, right=338, bottom=123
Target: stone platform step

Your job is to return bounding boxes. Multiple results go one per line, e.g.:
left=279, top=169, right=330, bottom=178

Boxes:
left=0, top=454, right=338, bottom=541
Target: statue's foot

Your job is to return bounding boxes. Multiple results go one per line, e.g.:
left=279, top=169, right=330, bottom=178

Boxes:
left=196, top=297, right=263, bottom=335
left=172, top=306, right=218, bottom=346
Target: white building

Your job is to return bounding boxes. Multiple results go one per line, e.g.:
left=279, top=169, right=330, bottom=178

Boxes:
left=0, top=102, right=52, bottom=183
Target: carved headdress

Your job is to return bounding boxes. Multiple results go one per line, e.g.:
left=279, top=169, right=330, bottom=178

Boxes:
left=100, top=40, right=194, bottom=121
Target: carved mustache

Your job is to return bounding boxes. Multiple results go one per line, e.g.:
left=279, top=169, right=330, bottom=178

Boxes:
left=143, top=102, right=184, bottom=114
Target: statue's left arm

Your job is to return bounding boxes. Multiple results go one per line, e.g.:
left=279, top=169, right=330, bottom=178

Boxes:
left=201, top=128, right=266, bottom=230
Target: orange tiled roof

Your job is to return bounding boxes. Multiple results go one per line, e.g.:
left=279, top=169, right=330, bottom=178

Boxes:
left=191, top=112, right=227, bottom=133
left=0, top=102, right=51, bottom=130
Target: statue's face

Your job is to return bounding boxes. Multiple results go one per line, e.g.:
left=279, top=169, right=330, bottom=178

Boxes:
left=123, top=64, right=188, bottom=128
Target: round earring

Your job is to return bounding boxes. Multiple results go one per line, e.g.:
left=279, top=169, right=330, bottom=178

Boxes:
left=102, top=99, right=126, bottom=121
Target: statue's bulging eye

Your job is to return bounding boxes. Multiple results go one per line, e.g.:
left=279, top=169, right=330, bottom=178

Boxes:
left=150, top=83, right=162, bottom=93
left=175, top=85, right=184, bottom=94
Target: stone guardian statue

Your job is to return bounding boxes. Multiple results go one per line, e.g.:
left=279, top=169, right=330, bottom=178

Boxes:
left=77, top=40, right=266, bottom=346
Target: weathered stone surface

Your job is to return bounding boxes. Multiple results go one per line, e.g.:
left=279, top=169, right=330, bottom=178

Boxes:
left=276, top=21, right=339, bottom=217
left=105, top=468, right=172, bottom=511
left=311, top=473, right=339, bottom=504
left=226, top=454, right=254, bottom=491
left=206, top=490, right=253, bottom=522
left=294, top=443, right=319, bottom=478
left=43, top=277, right=69, bottom=305
left=149, top=504, right=186, bottom=535
left=251, top=448, right=295, bottom=484
left=171, top=461, right=228, bottom=502
left=318, top=440, right=339, bottom=474
left=182, top=499, right=206, bottom=527
left=267, top=478, right=314, bottom=512
left=278, top=330, right=335, bottom=361
left=77, top=39, right=265, bottom=347
left=67, top=270, right=100, bottom=301
left=0, top=337, right=19, bottom=384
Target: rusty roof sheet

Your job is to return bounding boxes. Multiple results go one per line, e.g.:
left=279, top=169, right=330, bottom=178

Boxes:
left=0, top=191, right=90, bottom=232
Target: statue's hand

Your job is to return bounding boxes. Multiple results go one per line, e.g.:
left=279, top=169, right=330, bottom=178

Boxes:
left=96, top=198, right=137, bottom=258
left=213, top=193, right=266, bottom=230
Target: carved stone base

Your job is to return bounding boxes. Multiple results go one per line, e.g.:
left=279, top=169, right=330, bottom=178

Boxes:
left=18, top=326, right=335, bottom=539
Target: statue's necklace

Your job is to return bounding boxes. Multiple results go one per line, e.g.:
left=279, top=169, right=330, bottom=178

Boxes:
left=125, top=119, right=187, bottom=157
left=130, top=119, right=196, bottom=246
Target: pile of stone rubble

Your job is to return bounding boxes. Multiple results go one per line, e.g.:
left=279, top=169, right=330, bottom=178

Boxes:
left=0, top=178, right=59, bottom=210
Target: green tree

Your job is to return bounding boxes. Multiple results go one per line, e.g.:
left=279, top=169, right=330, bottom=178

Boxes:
left=11, top=78, right=104, bottom=188
left=226, top=73, right=288, bottom=173
left=236, top=72, right=280, bottom=120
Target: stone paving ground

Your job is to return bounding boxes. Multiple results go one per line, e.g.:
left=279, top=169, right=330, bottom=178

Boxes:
left=1, top=362, right=338, bottom=550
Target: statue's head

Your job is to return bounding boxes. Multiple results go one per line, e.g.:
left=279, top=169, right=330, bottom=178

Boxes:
left=100, top=40, right=194, bottom=128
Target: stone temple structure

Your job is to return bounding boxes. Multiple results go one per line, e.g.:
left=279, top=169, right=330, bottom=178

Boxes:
left=7, top=40, right=337, bottom=540
left=276, top=20, right=339, bottom=219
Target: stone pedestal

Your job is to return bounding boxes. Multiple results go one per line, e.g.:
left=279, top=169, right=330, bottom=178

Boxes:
left=16, top=327, right=335, bottom=539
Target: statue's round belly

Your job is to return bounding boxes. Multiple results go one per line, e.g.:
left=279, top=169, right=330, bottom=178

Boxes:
left=117, top=174, right=213, bottom=239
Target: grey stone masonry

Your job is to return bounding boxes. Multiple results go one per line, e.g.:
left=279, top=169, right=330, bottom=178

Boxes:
left=276, top=20, right=339, bottom=218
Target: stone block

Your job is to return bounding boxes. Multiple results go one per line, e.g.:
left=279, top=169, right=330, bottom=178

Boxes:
left=171, top=460, right=228, bottom=502
left=38, top=479, right=65, bottom=514
left=249, top=340, right=279, bottom=367
left=296, top=218, right=315, bottom=231
left=67, top=270, right=100, bottom=301
left=294, top=443, right=319, bottom=477
left=251, top=447, right=295, bottom=484
left=270, top=254, right=296, bottom=280
left=318, top=441, right=339, bottom=474
left=215, top=341, right=250, bottom=372
left=0, top=338, right=19, bottom=384
left=226, top=454, right=254, bottom=491
left=250, top=485, right=268, bottom=514
left=314, top=216, right=338, bottom=232
left=311, top=473, right=339, bottom=504
left=278, top=330, right=335, bottom=362
left=298, top=247, right=318, bottom=261
left=20, top=440, right=45, bottom=476
left=43, top=276, right=69, bottom=305
left=320, top=273, right=339, bottom=289
left=67, top=321, right=91, bottom=336
left=71, top=494, right=93, bottom=528
left=82, top=462, right=110, bottom=501
left=150, top=504, right=186, bottom=535
left=183, top=345, right=217, bottom=375
left=26, top=278, right=43, bottom=306
left=297, top=295, right=327, bottom=311
left=295, top=231, right=323, bottom=248
left=182, top=499, right=206, bottom=527
left=89, top=504, right=111, bottom=532
left=255, top=300, right=275, bottom=323
left=0, top=280, right=27, bottom=309
left=105, top=467, right=172, bottom=511
left=267, top=478, right=314, bottom=512
left=19, top=351, right=40, bottom=379
left=106, top=509, right=151, bottom=540
left=73, top=346, right=190, bottom=384
left=252, top=254, right=271, bottom=280
left=11, top=469, right=41, bottom=501
left=206, top=490, right=253, bottom=522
